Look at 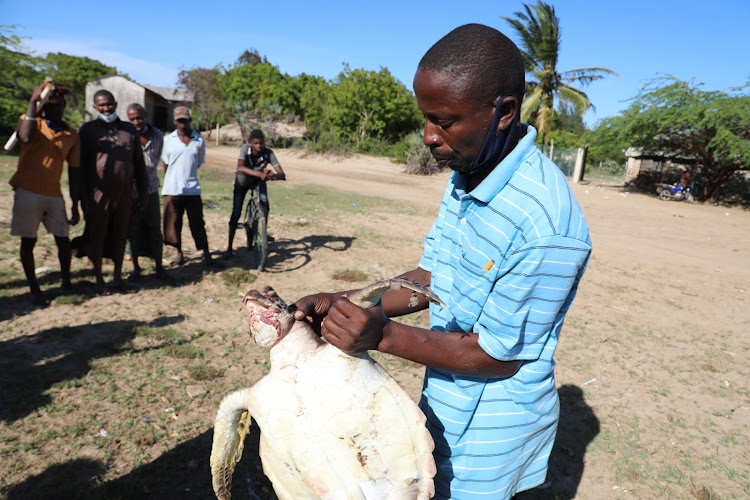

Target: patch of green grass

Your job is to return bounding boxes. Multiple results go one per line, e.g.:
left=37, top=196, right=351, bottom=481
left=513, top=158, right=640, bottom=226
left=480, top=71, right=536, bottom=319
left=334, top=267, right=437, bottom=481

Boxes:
left=332, top=268, right=368, bottom=282
left=51, top=376, right=87, bottom=390
left=163, top=343, right=201, bottom=359
left=53, top=294, right=86, bottom=305
left=133, top=326, right=180, bottom=341
left=269, top=183, right=429, bottom=219
left=222, top=268, right=256, bottom=287
left=190, top=364, right=224, bottom=380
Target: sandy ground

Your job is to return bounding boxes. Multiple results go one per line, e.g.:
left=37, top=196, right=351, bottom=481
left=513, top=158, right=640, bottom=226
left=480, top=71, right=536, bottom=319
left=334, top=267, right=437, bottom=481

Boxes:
left=1, top=145, right=749, bottom=499
left=199, top=146, right=750, bottom=499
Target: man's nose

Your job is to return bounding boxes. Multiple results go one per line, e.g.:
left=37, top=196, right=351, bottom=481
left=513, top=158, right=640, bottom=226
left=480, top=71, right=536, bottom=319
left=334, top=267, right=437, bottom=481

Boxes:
left=422, top=122, right=442, bottom=147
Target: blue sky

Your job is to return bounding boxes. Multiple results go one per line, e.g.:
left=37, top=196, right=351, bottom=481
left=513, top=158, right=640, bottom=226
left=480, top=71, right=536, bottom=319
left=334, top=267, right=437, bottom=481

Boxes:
left=3, top=0, right=749, bottom=127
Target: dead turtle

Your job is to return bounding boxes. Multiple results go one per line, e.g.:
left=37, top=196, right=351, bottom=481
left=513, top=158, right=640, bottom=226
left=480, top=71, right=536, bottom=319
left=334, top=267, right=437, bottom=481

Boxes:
left=210, top=278, right=441, bottom=500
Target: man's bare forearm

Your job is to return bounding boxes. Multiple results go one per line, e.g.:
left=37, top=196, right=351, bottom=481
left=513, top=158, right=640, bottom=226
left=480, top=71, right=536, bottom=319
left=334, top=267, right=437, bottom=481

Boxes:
left=378, top=320, right=522, bottom=379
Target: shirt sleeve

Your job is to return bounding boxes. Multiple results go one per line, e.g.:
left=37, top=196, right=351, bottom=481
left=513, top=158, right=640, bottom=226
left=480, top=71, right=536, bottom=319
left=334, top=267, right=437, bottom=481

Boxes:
left=238, top=144, right=249, bottom=161
left=198, top=138, right=206, bottom=166
left=418, top=219, right=439, bottom=273
left=153, top=130, right=164, bottom=165
left=268, top=150, right=280, bottom=167
left=160, top=137, right=170, bottom=164
left=67, top=134, right=81, bottom=168
left=475, top=235, right=591, bottom=361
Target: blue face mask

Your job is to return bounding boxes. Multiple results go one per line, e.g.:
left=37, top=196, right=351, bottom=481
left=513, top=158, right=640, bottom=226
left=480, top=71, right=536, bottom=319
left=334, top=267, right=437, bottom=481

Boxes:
left=98, top=112, right=118, bottom=123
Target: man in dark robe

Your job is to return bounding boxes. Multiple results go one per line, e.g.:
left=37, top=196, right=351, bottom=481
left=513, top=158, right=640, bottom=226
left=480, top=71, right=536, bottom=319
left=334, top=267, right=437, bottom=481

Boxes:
left=75, top=89, right=148, bottom=292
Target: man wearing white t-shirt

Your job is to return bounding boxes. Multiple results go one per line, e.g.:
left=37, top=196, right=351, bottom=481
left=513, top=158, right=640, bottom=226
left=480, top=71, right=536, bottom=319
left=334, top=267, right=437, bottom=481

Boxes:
left=161, top=106, right=217, bottom=266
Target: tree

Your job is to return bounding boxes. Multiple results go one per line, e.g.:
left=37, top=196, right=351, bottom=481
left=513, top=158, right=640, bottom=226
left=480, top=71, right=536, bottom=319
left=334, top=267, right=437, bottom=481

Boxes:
left=40, top=52, right=116, bottom=124
left=503, top=1, right=616, bottom=146
left=235, top=48, right=267, bottom=67
left=219, top=61, right=298, bottom=140
left=582, top=114, right=629, bottom=167
left=329, top=65, right=421, bottom=148
left=177, top=66, right=225, bottom=137
left=615, top=78, right=750, bottom=202
left=0, top=25, right=41, bottom=140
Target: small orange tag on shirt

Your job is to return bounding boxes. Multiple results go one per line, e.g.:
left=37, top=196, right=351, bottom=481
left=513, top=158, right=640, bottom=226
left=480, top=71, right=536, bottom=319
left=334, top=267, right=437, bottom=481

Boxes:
left=483, top=260, right=495, bottom=271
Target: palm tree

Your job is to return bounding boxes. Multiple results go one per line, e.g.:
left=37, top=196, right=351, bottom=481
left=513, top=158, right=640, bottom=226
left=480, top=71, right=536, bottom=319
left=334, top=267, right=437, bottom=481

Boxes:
left=503, top=1, right=617, bottom=147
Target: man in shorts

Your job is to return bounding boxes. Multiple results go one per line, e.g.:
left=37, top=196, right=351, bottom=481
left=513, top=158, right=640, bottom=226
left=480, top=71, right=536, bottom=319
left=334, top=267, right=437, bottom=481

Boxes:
left=9, top=80, right=81, bottom=305
left=224, top=129, right=286, bottom=257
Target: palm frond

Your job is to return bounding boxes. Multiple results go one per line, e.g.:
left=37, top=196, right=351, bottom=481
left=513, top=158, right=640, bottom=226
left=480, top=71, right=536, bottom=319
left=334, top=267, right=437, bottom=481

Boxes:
left=521, top=88, right=543, bottom=123
left=560, top=67, right=619, bottom=87
left=558, top=84, right=592, bottom=113
left=502, top=0, right=616, bottom=140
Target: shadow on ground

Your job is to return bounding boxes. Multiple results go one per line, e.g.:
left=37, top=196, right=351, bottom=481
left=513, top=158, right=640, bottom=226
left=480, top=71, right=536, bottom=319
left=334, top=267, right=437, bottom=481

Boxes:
left=514, top=384, right=600, bottom=499
left=0, top=315, right=184, bottom=424
left=0, top=254, right=227, bottom=322
left=3, top=383, right=598, bottom=499
left=4, top=422, right=275, bottom=500
left=225, top=234, right=355, bottom=274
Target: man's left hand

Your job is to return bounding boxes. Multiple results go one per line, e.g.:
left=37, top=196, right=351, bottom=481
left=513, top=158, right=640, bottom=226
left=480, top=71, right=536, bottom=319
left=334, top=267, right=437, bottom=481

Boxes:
left=321, top=297, right=390, bottom=356
left=69, top=207, right=80, bottom=226
left=137, top=196, right=148, bottom=214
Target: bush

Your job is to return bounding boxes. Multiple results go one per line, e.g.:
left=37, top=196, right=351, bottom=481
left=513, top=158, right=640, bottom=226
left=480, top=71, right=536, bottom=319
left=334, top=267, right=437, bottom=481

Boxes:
left=404, top=144, right=441, bottom=176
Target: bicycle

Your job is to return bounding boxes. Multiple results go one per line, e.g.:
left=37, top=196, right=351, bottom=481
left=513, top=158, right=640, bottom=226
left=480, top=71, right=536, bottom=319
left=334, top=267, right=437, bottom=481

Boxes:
left=241, top=186, right=268, bottom=270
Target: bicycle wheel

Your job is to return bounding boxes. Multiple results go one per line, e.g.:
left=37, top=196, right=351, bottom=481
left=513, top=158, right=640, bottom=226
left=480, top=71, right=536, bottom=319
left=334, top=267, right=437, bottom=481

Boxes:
left=244, top=198, right=255, bottom=250
left=253, top=209, right=268, bottom=271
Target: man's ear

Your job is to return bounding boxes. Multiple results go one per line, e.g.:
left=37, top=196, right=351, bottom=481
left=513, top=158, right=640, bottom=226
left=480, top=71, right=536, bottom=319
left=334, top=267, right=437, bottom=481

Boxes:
left=496, top=96, right=518, bottom=132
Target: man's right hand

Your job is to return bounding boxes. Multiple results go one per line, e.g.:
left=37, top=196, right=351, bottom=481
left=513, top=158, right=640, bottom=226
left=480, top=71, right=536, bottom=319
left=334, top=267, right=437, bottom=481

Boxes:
left=29, top=83, right=46, bottom=104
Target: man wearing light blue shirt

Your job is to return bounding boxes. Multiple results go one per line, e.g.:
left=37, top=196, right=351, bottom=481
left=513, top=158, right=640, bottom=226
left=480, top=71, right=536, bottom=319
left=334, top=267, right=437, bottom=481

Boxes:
left=161, top=106, right=217, bottom=266
left=294, top=24, right=591, bottom=499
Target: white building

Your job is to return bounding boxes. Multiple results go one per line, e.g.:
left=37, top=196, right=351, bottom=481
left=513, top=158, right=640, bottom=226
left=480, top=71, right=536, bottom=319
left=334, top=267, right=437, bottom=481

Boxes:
left=84, top=75, right=193, bottom=131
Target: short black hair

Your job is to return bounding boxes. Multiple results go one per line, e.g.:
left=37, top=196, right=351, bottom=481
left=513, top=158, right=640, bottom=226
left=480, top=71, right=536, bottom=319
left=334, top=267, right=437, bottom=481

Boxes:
left=418, top=23, right=525, bottom=106
left=127, top=103, right=146, bottom=115
left=249, top=129, right=265, bottom=140
left=93, top=89, right=115, bottom=103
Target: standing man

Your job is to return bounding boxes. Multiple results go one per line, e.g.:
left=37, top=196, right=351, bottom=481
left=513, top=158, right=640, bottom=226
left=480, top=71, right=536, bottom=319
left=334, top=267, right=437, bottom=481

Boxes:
left=225, top=128, right=286, bottom=257
left=125, top=103, right=167, bottom=280
left=9, top=81, right=80, bottom=305
left=293, top=24, right=592, bottom=499
left=76, top=90, right=149, bottom=293
left=161, top=106, right=217, bottom=266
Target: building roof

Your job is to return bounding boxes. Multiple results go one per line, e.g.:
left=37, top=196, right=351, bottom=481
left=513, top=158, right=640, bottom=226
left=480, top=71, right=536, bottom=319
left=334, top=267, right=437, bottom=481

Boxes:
left=143, top=85, right=194, bottom=102
left=87, top=74, right=194, bottom=103
left=625, top=147, right=697, bottom=162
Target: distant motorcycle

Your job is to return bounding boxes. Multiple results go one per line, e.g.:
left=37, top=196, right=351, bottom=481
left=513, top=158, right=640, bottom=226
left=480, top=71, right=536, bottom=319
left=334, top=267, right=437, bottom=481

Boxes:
left=656, top=183, right=694, bottom=203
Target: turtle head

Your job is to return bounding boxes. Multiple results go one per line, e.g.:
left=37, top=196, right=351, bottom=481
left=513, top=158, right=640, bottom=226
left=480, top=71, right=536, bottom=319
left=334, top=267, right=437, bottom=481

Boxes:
left=243, top=287, right=296, bottom=349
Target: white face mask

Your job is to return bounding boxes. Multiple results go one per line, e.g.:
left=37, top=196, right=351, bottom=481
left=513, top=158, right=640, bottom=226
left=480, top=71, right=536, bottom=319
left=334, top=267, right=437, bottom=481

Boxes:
left=98, top=112, right=118, bottom=123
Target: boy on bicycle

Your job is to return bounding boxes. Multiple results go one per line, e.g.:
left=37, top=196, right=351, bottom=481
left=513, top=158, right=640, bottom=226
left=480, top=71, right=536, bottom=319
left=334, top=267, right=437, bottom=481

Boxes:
left=225, top=129, right=286, bottom=257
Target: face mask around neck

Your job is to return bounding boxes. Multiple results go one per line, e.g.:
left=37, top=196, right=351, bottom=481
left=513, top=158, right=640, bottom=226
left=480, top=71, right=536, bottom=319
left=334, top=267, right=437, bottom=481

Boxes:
left=464, top=96, right=517, bottom=179
left=98, top=113, right=118, bottom=123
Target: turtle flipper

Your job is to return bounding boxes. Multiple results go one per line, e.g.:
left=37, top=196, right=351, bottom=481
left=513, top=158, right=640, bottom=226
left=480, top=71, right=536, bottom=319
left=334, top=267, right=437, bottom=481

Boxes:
left=210, top=388, right=254, bottom=500
left=348, top=278, right=446, bottom=309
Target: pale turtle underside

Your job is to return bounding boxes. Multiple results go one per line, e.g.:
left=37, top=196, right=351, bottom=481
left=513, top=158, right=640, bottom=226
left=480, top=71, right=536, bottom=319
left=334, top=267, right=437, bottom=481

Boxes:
left=210, top=279, right=442, bottom=499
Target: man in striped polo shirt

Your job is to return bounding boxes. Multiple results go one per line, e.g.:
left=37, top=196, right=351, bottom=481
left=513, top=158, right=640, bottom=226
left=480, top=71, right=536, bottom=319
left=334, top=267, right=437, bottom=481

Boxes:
left=294, top=23, right=591, bottom=499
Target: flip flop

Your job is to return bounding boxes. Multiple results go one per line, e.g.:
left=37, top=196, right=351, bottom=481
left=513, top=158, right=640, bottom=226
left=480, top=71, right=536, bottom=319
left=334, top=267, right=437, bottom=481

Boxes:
left=170, top=255, right=186, bottom=266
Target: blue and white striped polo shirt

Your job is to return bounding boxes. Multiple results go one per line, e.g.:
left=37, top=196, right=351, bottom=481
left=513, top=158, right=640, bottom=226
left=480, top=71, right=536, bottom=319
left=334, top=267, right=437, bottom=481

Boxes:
left=417, top=126, right=591, bottom=499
